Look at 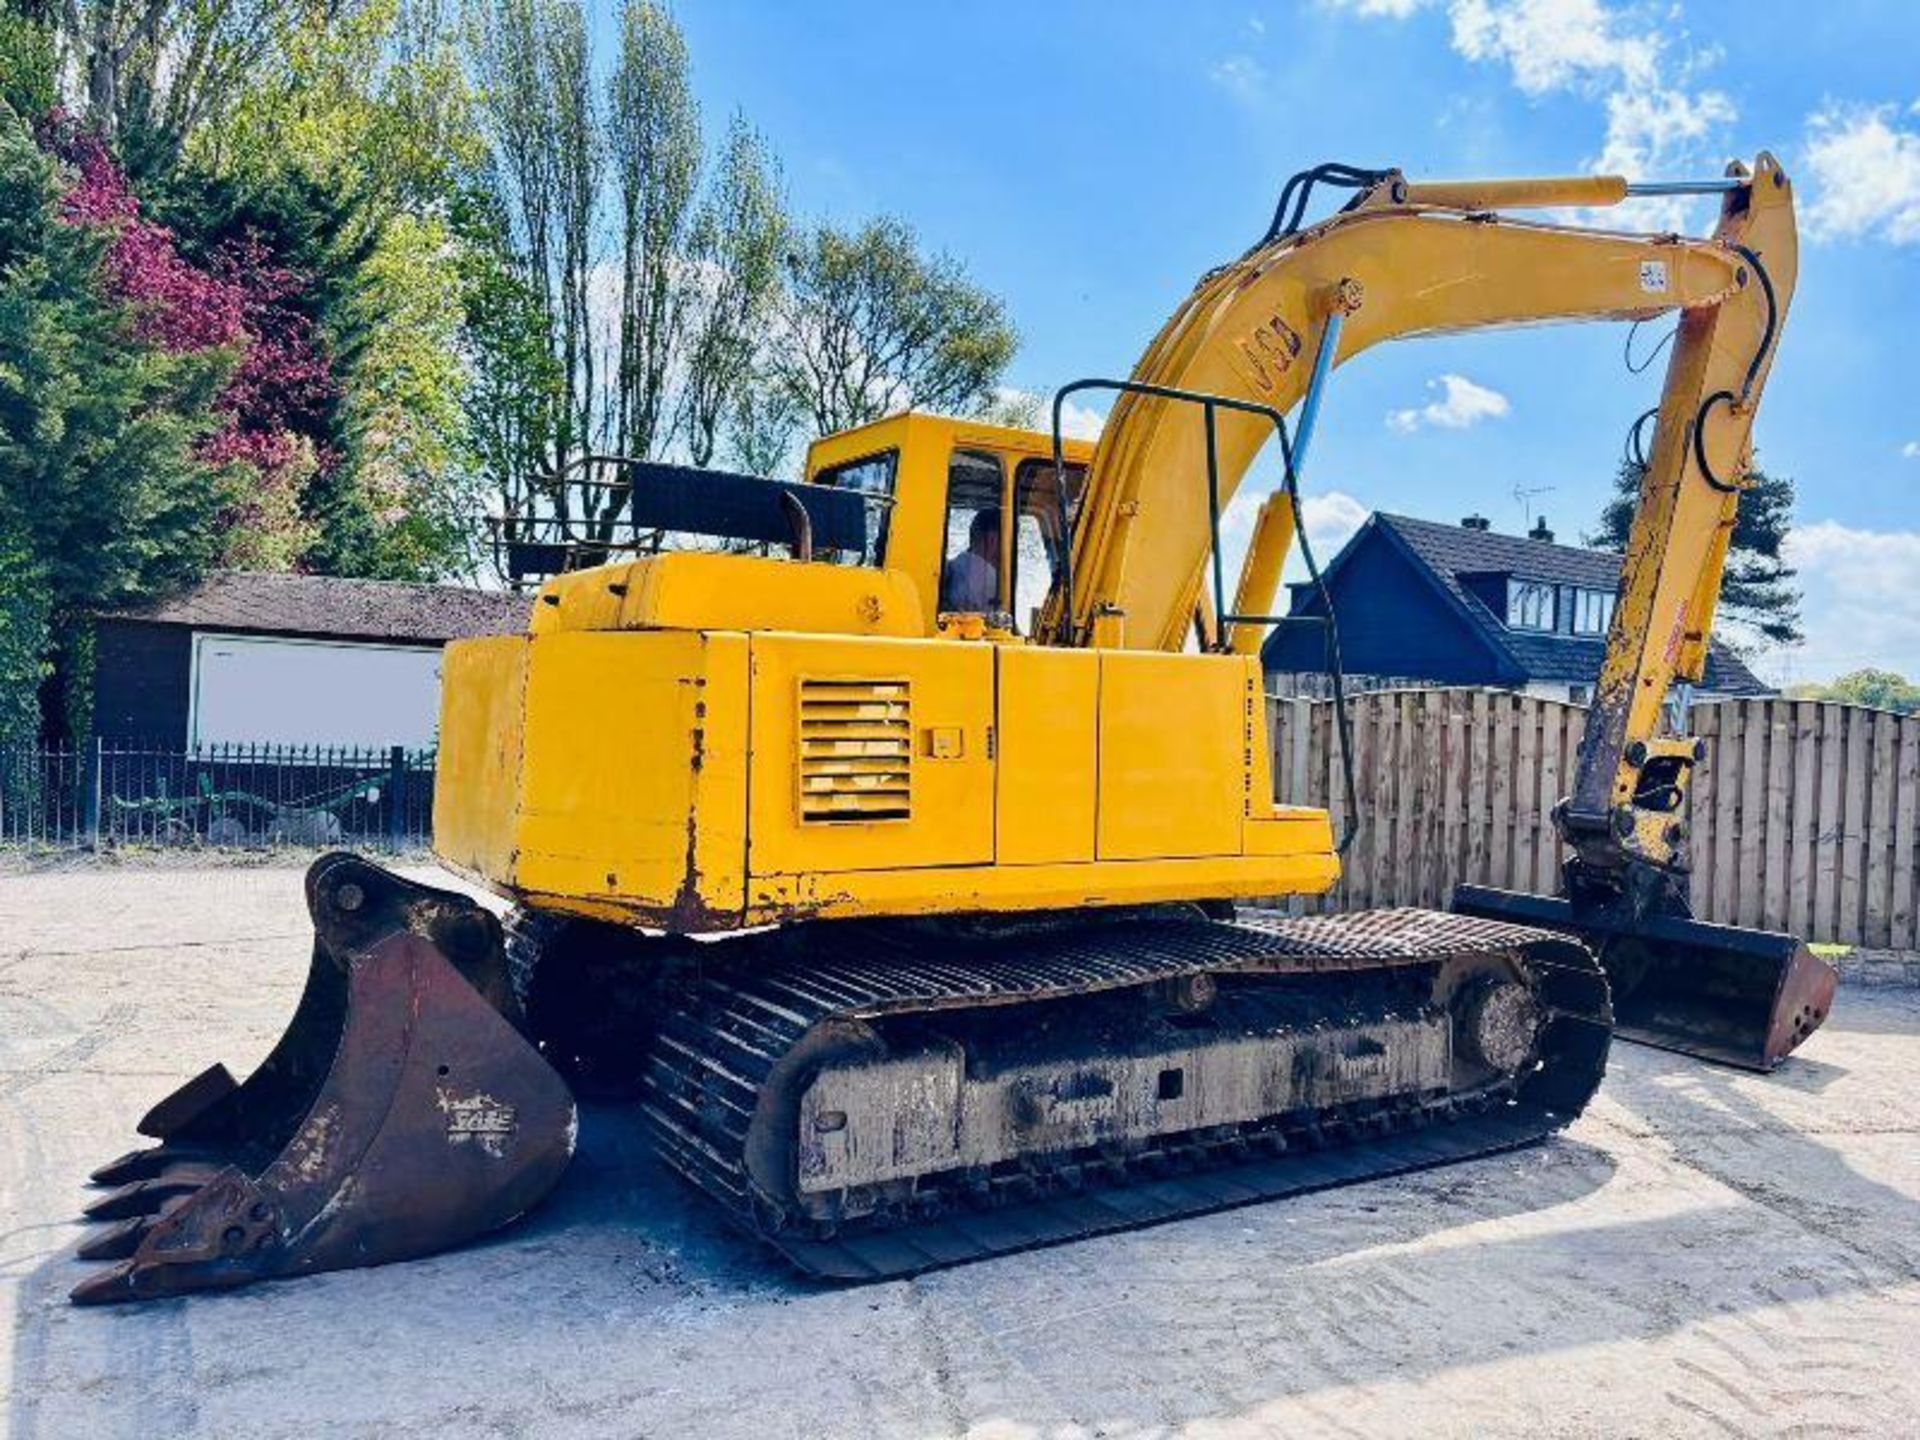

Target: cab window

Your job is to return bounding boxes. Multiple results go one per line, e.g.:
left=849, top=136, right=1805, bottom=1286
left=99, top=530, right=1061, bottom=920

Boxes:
left=1009, top=457, right=1087, bottom=633
left=940, top=449, right=1005, bottom=613
left=812, top=450, right=898, bottom=566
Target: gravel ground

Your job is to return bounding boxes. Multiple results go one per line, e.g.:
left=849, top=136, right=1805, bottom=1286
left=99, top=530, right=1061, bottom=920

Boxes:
left=3, top=865, right=1917, bottom=1439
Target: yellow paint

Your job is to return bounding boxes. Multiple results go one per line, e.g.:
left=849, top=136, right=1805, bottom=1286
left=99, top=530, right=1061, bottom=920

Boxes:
left=746, top=632, right=995, bottom=876
left=1227, top=492, right=1296, bottom=656
left=742, top=844, right=1340, bottom=925
left=433, top=635, right=529, bottom=883
left=805, top=413, right=1096, bottom=633
left=433, top=157, right=1800, bottom=929
left=1570, top=154, right=1797, bottom=872
left=1097, top=652, right=1248, bottom=860
left=434, top=620, right=1329, bottom=930
left=507, top=629, right=749, bottom=927
left=531, top=551, right=926, bottom=640
left=1396, top=174, right=1629, bottom=209
left=1074, top=215, right=1744, bottom=652
left=996, top=647, right=1098, bottom=865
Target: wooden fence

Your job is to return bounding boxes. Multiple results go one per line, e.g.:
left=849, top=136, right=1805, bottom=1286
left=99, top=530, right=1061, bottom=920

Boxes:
left=1267, top=690, right=1920, bottom=950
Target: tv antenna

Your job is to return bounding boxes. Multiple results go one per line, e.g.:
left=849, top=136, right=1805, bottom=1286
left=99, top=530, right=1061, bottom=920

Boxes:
left=1512, top=482, right=1556, bottom=529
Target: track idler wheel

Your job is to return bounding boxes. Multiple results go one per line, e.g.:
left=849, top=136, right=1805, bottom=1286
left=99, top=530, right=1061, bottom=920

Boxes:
left=71, top=854, right=577, bottom=1305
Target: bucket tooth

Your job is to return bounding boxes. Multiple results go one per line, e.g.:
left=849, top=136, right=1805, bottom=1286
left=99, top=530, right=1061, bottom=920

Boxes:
left=82, top=1167, right=222, bottom=1221
left=136, top=1064, right=239, bottom=1141
left=71, top=854, right=576, bottom=1305
left=1453, top=884, right=1838, bottom=1071
left=90, top=1146, right=183, bottom=1186
left=76, top=1215, right=160, bottom=1263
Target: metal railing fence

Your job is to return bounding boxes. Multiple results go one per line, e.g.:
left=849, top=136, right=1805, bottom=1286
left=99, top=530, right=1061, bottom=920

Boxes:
left=0, top=741, right=436, bottom=851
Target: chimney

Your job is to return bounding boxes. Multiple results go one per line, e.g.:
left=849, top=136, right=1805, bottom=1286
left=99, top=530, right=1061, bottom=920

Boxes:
left=1461, top=514, right=1491, bottom=531
left=1528, top=516, right=1554, bottom=543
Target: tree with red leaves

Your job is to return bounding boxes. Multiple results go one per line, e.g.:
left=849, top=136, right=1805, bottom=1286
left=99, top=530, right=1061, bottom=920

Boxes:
left=48, top=118, right=335, bottom=568
left=0, top=107, right=230, bottom=748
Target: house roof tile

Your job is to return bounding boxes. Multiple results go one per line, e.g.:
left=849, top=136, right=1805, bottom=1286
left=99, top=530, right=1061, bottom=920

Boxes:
left=1294, top=513, right=1770, bottom=695
left=100, top=571, right=531, bottom=644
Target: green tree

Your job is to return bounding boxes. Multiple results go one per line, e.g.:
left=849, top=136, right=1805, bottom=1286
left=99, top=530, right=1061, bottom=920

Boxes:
left=1788, top=669, right=1920, bottom=715
left=723, top=360, right=801, bottom=476
left=0, top=111, right=232, bottom=746
left=334, top=211, right=476, bottom=575
left=0, top=8, right=58, bottom=118
left=448, top=180, right=562, bottom=573
left=681, top=114, right=785, bottom=467
left=168, top=0, right=483, bottom=579
left=772, top=216, right=1018, bottom=436
left=468, top=0, right=597, bottom=465
left=196, top=0, right=476, bottom=223
left=608, top=0, right=699, bottom=462
left=39, top=0, right=313, bottom=178
left=1591, top=458, right=1803, bottom=650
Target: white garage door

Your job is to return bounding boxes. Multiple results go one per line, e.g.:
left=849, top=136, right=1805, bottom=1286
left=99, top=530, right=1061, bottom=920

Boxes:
left=190, top=634, right=444, bottom=750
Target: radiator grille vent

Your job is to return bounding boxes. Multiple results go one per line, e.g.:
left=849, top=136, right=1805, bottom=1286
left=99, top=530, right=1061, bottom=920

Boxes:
left=798, top=678, right=912, bottom=823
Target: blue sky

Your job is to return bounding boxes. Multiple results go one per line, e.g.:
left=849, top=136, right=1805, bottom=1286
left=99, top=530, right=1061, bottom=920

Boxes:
left=667, top=0, right=1917, bottom=684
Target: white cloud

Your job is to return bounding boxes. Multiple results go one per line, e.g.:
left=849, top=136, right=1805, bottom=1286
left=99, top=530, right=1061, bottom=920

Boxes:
left=1802, top=103, right=1920, bottom=245
left=1903, top=441, right=1920, bottom=459
left=1321, top=0, right=1432, bottom=16
left=1595, top=83, right=1737, bottom=230
left=1217, top=488, right=1370, bottom=602
left=1449, top=0, right=1656, bottom=95
left=1386, top=373, right=1511, bottom=432
left=1777, top=521, right=1920, bottom=682
left=1302, top=490, right=1372, bottom=551
left=1056, top=398, right=1106, bottom=441
left=1326, top=0, right=1737, bottom=231
left=1208, top=55, right=1268, bottom=102
left=986, top=387, right=1106, bottom=440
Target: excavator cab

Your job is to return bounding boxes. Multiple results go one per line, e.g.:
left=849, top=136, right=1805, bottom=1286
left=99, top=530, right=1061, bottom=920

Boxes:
left=803, top=413, right=1092, bottom=636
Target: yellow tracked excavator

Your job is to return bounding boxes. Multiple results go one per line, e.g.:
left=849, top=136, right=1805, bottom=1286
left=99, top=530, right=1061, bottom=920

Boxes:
left=73, top=154, right=1835, bottom=1304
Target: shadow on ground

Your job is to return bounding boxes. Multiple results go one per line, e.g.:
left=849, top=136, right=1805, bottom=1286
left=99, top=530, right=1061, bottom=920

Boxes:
left=10, top=996, right=1920, bottom=1439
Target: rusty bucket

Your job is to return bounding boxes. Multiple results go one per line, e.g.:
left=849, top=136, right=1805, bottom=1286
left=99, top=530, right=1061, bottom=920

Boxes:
left=71, top=855, right=576, bottom=1304
left=1453, top=883, right=1837, bottom=1072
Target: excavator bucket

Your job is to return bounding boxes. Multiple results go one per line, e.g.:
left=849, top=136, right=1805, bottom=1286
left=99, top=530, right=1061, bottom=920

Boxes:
left=1453, top=884, right=1837, bottom=1071
left=71, top=854, right=576, bottom=1305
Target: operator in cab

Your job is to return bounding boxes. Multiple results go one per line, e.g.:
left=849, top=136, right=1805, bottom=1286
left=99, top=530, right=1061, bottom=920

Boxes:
left=942, top=507, right=1000, bottom=612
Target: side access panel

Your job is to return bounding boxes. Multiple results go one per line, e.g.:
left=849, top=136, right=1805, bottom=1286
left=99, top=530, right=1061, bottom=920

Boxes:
left=1097, top=652, right=1249, bottom=861
left=513, top=629, right=750, bottom=925
left=435, top=634, right=531, bottom=885
left=996, top=647, right=1098, bottom=865
left=748, top=633, right=995, bottom=879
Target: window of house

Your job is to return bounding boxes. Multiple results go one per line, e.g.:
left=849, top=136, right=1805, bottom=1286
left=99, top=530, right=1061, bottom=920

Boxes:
left=940, top=449, right=1006, bottom=613
left=1568, top=683, right=1594, bottom=706
left=1569, top=587, right=1615, bottom=636
left=1507, top=579, right=1556, bottom=631
left=812, top=450, right=899, bottom=566
left=1008, top=457, right=1087, bottom=633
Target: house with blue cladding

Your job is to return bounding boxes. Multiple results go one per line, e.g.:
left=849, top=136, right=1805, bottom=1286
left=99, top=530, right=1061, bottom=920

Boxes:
left=1262, top=511, right=1770, bottom=703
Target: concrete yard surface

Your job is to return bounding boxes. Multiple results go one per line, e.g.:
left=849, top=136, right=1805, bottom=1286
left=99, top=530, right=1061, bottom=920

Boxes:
left=3, top=864, right=1918, bottom=1439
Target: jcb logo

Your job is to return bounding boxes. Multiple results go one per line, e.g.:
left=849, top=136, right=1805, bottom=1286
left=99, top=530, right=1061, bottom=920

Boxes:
left=1228, top=313, right=1303, bottom=397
